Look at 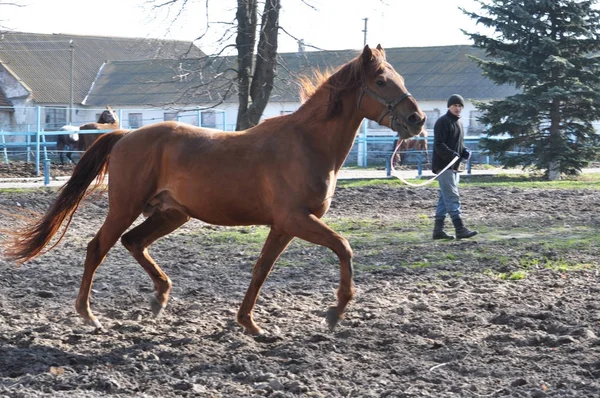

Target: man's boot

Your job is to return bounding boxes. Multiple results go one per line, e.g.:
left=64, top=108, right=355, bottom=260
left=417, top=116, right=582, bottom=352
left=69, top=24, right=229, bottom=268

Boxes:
left=451, top=216, right=478, bottom=239
left=432, top=218, right=455, bottom=240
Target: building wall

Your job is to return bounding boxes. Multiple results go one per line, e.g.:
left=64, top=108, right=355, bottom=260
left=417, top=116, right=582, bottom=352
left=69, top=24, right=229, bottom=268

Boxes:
left=0, top=64, right=37, bottom=137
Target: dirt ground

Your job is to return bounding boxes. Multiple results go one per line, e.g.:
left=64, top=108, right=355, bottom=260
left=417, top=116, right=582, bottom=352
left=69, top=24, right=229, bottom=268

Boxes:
left=0, top=164, right=599, bottom=397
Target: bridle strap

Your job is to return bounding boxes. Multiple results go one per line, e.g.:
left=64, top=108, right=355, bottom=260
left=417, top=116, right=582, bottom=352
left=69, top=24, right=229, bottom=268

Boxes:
left=357, top=85, right=413, bottom=127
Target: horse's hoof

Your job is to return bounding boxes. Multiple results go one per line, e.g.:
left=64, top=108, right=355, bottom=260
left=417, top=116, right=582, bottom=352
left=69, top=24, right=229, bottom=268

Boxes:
left=150, top=296, right=166, bottom=317
left=84, top=318, right=103, bottom=329
left=253, top=331, right=282, bottom=343
left=326, top=306, right=341, bottom=331
left=243, top=324, right=263, bottom=336
left=238, top=320, right=263, bottom=336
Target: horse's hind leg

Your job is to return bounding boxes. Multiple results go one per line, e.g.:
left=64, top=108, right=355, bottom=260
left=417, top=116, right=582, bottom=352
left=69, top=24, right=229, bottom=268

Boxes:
left=56, top=140, right=66, bottom=165
left=66, top=149, right=75, bottom=164
left=120, top=209, right=189, bottom=317
left=76, top=212, right=138, bottom=327
left=238, top=227, right=293, bottom=335
left=280, top=212, right=354, bottom=331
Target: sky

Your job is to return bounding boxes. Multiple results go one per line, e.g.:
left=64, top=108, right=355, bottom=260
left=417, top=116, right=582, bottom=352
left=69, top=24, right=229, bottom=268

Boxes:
left=0, top=0, right=488, bottom=55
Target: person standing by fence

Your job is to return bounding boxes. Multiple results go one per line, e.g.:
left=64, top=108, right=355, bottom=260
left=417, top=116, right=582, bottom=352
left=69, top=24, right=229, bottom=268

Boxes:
left=431, top=94, right=478, bottom=240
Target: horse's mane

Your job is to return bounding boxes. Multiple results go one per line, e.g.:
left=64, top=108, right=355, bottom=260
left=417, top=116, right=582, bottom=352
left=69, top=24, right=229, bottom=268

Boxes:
left=297, top=48, right=386, bottom=120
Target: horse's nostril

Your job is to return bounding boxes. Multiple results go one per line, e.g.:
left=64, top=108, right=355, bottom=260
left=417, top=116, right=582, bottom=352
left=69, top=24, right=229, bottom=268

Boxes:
left=407, top=112, right=425, bottom=126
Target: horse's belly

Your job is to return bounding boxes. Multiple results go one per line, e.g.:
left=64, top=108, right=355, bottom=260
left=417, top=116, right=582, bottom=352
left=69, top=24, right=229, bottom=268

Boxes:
left=146, top=189, right=270, bottom=226
left=190, top=204, right=270, bottom=226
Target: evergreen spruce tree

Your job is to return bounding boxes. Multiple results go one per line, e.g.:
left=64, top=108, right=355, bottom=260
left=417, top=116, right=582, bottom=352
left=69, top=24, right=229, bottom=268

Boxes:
left=462, top=0, right=600, bottom=179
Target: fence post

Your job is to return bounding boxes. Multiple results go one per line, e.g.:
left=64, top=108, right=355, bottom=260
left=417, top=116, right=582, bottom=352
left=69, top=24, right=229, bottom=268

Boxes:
left=417, top=154, right=422, bottom=177
left=35, top=106, right=41, bottom=176
left=42, top=134, right=49, bottom=162
left=26, top=128, right=31, bottom=163
left=44, top=159, right=50, bottom=185
left=2, top=134, right=8, bottom=165
left=386, top=154, right=391, bottom=177
left=357, top=121, right=367, bottom=167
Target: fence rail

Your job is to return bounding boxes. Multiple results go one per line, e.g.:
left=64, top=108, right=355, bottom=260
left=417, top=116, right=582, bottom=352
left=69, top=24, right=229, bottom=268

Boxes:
left=1, top=129, right=113, bottom=175
left=1, top=127, right=502, bottom=185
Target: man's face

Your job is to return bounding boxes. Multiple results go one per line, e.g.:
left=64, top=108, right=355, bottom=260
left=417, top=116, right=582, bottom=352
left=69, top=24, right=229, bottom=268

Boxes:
left=449, top=104, right=463, bottom=117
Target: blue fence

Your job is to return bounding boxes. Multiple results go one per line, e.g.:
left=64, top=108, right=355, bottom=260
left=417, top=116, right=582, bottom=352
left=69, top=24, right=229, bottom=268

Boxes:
left=1, top=129, right=113, bottom=175
left=1, top=127, right=498, bottom=183
left=349, top=135, right=497, bottom=175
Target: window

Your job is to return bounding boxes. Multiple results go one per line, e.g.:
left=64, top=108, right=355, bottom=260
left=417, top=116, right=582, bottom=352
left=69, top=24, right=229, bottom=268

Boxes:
left=128, top=113, right=143, bottom=129
left=468, top=111, right=486, bottom=135
left=424, top=110, right=440, bottom=130
left=200, top=111, right=216, bottom=128
left=164, top=112, right=178, bottom=121
left=45, top=107, right=67, bottom=130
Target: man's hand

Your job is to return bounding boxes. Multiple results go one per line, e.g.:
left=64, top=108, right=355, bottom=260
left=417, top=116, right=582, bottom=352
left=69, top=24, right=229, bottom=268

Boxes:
left=461, top=148, right=471, bottom=161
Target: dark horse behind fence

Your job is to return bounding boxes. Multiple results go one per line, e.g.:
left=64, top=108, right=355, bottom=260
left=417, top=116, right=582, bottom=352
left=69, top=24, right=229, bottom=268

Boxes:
left=395, top=128, right=429, bottom=165
left=56, top=106, right=119, bottom=164
left=5, top=45, right=426, bottom=335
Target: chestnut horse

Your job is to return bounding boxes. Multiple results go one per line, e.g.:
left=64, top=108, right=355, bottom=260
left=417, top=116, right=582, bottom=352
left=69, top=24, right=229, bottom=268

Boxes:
left=395, top=128, right=429, bottom=165
left=5, top=45, right=425, bottom=335
left=56, top=106, right=119, bottom=164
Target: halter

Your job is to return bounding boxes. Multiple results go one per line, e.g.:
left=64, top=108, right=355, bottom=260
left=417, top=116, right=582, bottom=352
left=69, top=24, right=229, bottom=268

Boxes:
left=356, top=84, right=413, bottom=127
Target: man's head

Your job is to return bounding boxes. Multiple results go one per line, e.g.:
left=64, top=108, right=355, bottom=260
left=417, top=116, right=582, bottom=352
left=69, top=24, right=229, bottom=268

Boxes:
left=447, top=94, right=464, bottom=117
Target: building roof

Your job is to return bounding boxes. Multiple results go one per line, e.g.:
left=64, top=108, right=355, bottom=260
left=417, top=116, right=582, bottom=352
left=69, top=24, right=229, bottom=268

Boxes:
left=83, top=57, right=236, bottom=107
left=385, top=45, right=520, bottom=101
left=83, top=44, right=519, bottom=108
left=0, top=32, right=204, bottom=104
left=274, top=45, right=520, bottom=102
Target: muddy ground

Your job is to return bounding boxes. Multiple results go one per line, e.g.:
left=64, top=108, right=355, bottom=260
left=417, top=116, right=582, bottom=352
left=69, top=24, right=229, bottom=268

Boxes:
left=0, top=165, right=599, bottom=397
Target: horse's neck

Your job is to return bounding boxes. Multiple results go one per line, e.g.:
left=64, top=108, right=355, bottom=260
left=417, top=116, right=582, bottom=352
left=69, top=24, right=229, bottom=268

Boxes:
left=301, top=90, right=364, bottom=171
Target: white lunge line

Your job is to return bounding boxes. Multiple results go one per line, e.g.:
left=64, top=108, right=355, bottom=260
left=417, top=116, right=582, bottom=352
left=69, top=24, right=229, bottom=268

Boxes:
left=390, top=139, right=460, bottom=187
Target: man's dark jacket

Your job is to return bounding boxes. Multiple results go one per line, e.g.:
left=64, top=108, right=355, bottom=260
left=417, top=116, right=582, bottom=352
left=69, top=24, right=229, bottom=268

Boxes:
left=432, top=111, right=466, bottom=174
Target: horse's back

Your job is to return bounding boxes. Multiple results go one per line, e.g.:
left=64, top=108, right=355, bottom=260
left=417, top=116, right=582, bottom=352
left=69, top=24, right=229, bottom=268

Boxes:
left=105, top=121, right=304, bottom=226
left=109, top=121, right=249, bottom=183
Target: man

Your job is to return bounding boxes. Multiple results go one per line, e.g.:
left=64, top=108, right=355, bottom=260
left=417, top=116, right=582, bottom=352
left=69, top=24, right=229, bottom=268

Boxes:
left=431, top=94, right=478, bottom=240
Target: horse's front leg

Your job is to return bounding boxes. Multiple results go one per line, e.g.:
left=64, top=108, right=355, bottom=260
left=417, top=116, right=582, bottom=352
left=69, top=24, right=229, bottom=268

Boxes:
left=282, top=212, right=354, bottom=331
left=237, top=227, right=293, bottom=335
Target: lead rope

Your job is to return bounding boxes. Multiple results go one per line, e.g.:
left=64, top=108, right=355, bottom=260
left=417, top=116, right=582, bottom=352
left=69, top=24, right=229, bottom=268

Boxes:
left=390, top=139, right=460, bottom=187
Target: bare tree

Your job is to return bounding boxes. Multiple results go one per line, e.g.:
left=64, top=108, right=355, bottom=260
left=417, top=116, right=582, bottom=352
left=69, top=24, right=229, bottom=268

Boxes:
left=149, top=0, right=282, bottom=130
left=0, top=2, right=24, bottom=31
left=235, top=0, right=280, bottom=129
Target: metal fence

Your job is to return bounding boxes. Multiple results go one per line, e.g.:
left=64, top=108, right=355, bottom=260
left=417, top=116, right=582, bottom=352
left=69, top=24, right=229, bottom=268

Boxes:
left=1, top=106, right=504, bottom=183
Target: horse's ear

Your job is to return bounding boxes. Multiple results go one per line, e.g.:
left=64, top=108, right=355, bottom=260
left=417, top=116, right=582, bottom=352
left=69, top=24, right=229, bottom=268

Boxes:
left=106, top=105, right=113, bottom=110
left=376, top=44, right=386, bottom=58
left=362, top=45, right=373, bottom=65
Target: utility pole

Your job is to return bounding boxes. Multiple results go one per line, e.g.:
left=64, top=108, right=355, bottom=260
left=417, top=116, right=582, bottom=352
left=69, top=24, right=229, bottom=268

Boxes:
left=358, top=17, right=369, bottom=167
left=69, top=40, right=74, bottom=124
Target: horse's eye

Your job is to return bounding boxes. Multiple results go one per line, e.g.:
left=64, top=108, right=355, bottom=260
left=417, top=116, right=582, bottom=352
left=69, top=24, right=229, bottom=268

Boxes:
left=376, top=80, right=385, bottom=87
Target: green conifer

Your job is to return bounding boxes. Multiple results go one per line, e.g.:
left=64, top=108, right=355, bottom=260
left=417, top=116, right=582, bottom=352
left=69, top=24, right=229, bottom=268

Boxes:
left=462, top=0, right=600, bottom=179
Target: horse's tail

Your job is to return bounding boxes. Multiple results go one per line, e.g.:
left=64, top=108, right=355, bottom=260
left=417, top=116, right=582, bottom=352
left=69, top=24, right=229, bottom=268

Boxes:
left=5, top=129, right=129, bottom=263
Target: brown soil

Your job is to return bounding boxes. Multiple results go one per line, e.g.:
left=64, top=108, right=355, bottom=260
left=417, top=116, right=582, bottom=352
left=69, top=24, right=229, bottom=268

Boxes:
left=0, top=171, right=599, bottom=397
left=0, top=162, right=75, bottom=179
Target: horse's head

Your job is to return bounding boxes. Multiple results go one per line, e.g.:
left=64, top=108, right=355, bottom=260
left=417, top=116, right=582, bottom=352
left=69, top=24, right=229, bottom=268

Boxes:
left=99, top=106, right=118, bottom=124
left=357, top=45, right=426, bottom=139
